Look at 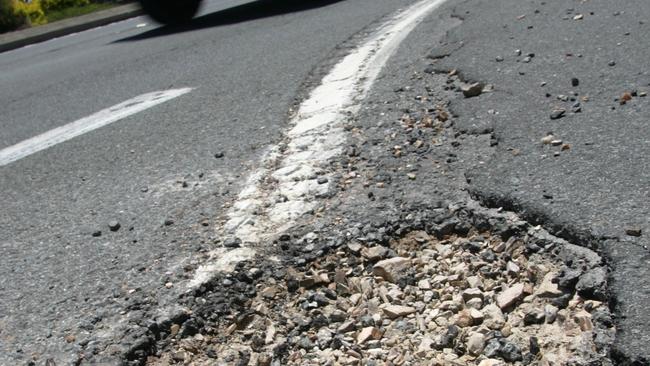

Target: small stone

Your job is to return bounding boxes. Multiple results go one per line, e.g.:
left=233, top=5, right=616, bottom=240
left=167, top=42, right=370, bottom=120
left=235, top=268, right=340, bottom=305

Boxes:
left=317, top=328, right=333, bottom=349
left=467, top=333, right=485, bottom=355
left=456, top=310, right=473, bottom=327
left=373, top=257, right=411, bottom=283
left=462, top=288, right=484, bottom=302
left=571, top=77, right=580, bottom=87
left=576, top=267, right=608, bottom=301
left=495, top=56, right=504, bottom=62
left=383, top=305, right=417, bottom=319
left=625, top=227, right=642, bottom=237
left=338, top=321, right=355, bottom=333
left=536, top=272, right=563, bottom=297
left=357, top=327, right=382, bottom=344
left=418, top=279, right=432, bottom=290
left=620, top=92, right=632, bottom=104
left=64, top=334, right=75, bottom=343
left=165, top=282, right=173, bottom=289
left=608, top=60, right=616, bottom=66
left=551, top=139, right=563, bottom=146
left=483, top=338, right=501, bottom=358
left=416, top=337, right=434, bottom=357
left=469, top=308, right=484, bottom=323
left=506, top=261, right=520, bottom=275
left=407, top=173, right=416, bottom=180
left=523, top=309, right=546, bottom=325
left=483, top=304, right=505, bottom=330
left=170, top=324, right=180, bottom=336
left=500, top=340, right=523, bottom=362
left=544, top=304, right=559, bottom=323
left=363, top=246, right=389, bottom=261
left=515, top=49, right=522, bottom=56
left=91, top=230, right=102, bottom=237
left=497, top=283, right=525, bottom=310
left=573, top=14, right=584, bottom=20
left=522, top=56, right=531, bottom=63
left=317, top=177, right=328, bottom=184
left=574, top=310, right=593, bottom=331
left=171, top=351, right=188, bottom=362
left=541, top=135, right=554, bottom=144
left=297, top=336, right=314, bottom=350
left=164, top=219, right=174, bottom=226
left=467, top=276, right=483, bottom=289
left=530, top=336, right=540, bottom=355
left=108, top=221, right=121, bottom=232
left=479, top=360, right=505, bottom=366
left=224, top=237, right=242, bottom=248
left=214, top=152, right=224, bottom=158
left=550, top=108, right=566, bottom=120
left=462, top=82, right=485, bottom=98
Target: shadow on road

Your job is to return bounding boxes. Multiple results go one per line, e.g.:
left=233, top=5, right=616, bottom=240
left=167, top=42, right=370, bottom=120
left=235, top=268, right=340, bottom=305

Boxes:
left=115, top=0, right=344, bottom=42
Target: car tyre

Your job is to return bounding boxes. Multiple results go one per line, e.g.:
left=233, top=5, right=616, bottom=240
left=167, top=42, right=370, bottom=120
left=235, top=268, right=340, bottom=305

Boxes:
left=139, top=0, right=202, bottom=25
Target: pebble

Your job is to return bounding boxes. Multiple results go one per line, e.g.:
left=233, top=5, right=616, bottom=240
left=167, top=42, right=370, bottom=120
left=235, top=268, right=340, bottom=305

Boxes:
left=550, top=108, right=566, bottom=120
left=541, top=135, right=554, bottom=145
left=496, top=283, right=525, bottom=310
left=357, top=327, right=382, bottom=344
left=625, top=227, right=642, bottom=237
left=373, top=257, right=411, bottom=283
left=467, top=332, right=485, bottom=355
left=382, top=305, right=416, bottom=319
left=461, top=82, right=485, bottom=98
left=108, top=220, right=121, bottom=232
left=214, top=152, right=224, bottom=158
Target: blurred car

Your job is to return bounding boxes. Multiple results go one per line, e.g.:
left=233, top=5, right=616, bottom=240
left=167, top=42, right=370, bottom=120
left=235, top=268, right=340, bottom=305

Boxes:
left=139, top=0, right=202, bottom=25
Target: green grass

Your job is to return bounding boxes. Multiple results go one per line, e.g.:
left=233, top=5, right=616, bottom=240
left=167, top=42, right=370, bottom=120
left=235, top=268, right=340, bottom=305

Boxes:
left=44, top=2, right=116, bottom=23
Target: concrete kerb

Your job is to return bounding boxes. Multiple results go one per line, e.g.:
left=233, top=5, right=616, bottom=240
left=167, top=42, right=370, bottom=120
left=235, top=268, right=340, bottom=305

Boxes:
left=0, top=3, right=143, bottom=53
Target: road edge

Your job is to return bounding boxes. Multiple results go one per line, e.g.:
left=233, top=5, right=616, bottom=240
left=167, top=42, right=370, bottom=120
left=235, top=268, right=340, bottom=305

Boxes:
left=0, top=3, right=143, bottom=53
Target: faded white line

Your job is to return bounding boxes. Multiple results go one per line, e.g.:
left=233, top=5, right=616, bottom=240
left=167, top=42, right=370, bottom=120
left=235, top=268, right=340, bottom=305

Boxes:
left=190, top=0, right=448, bottom=287
left=0, top=88, right=193, bottom=166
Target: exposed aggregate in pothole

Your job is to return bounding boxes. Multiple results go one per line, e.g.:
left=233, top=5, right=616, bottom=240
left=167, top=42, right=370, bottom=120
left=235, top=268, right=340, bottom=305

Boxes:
left=145, top=205, right=614, bottom=366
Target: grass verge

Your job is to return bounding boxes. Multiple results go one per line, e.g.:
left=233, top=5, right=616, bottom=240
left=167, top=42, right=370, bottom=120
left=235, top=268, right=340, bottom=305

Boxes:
left=44, top=2, right=116, bottom=24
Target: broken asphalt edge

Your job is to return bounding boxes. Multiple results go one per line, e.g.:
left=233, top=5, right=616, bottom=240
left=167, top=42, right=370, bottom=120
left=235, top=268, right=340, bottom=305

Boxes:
left=0, top=3, right=143, bottom=53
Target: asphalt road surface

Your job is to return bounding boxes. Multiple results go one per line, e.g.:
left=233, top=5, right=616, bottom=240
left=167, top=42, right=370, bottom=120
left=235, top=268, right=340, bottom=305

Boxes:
left=1, top=0, right=648, bottom=365
left=0, top=0, right=423, bottom=363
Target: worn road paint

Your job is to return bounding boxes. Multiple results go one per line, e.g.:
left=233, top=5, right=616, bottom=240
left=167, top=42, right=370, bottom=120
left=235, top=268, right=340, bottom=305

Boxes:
left=190, top=0, right=449, bottom=287
left=0, top=88, right=192, bottom=167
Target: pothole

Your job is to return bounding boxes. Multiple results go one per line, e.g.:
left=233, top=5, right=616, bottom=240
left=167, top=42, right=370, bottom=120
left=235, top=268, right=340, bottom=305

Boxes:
left=143, top=204, right=614, bottom=366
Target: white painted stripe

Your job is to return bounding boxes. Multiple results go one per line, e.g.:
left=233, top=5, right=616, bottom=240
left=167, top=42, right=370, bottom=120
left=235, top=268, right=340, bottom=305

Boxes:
left=190, top=0, right=449, bottom=287
left=0, top=88, right=192, bottom=166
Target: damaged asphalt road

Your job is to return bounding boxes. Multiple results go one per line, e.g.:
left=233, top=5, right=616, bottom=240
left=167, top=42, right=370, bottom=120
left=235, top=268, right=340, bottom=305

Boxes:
left=426, top=0, right=649, bottom=363
left=0, top=0, right=648, bottom=365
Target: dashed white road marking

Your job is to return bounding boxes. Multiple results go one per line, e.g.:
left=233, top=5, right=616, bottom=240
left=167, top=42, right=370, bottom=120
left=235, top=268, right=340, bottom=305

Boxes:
left=190, top=0, right=449, bottom=287
left=0, top=87, right=193, bottom=167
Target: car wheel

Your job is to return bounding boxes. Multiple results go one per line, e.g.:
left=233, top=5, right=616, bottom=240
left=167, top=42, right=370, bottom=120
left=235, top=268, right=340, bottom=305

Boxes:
left=139, top=0, right=202, bottom=25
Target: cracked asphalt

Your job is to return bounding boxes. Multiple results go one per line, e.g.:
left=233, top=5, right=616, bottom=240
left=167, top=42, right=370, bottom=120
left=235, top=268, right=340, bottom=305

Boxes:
left=427, top=0, right=649, bottom=363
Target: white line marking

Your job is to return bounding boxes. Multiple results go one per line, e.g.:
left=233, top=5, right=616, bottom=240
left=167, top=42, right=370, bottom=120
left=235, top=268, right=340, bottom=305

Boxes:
left=0, top=88, right=192, bottom=166
left=190, top=0, right=448, bottom=287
